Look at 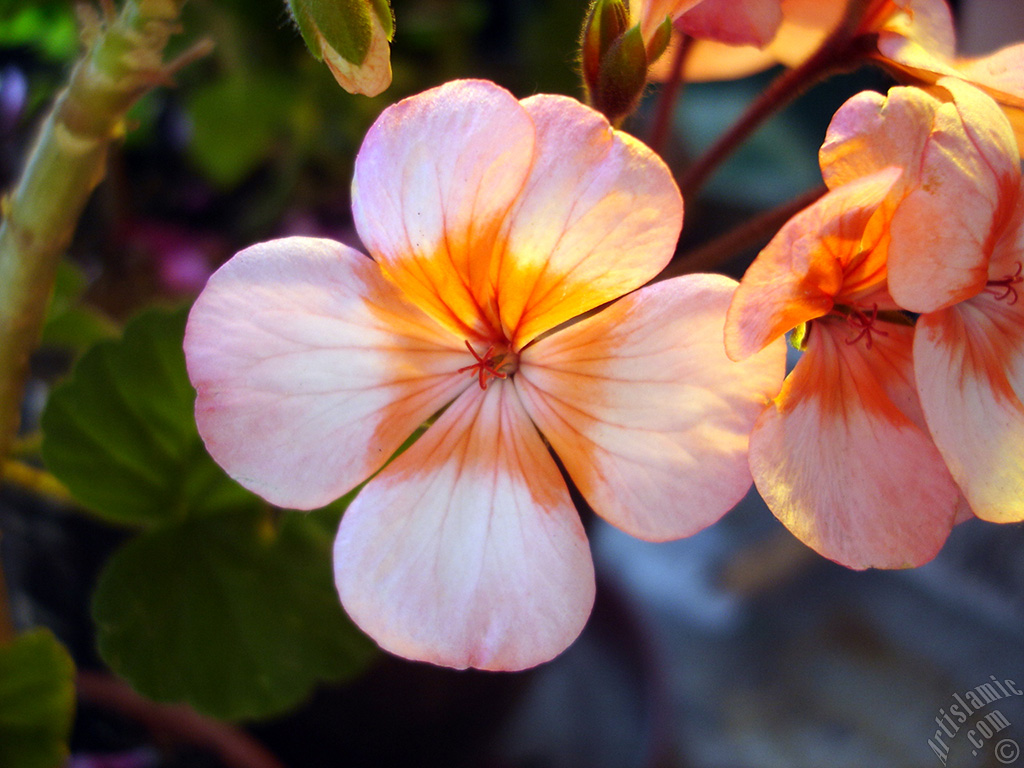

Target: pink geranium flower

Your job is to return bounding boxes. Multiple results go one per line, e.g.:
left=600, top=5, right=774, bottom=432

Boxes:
left=725, top=80, right=1016, bottom=569
left=184, top=80, right=784, bottom=670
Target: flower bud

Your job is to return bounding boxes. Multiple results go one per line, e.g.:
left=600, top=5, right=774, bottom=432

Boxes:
left=591, top=23, right=649, bottom=125
left=581, top=0, right=630, bottom=95
left=287, top=0, right=394, bottom=97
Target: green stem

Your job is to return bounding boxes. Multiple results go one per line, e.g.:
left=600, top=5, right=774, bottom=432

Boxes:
left=0, top=0, right=208, bottom=466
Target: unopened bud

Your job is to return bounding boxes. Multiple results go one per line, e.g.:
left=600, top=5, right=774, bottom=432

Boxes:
left=286, top=0, right=394, bottom=97
left=581, top=0, right=630, bottom=103
left=592, top=24, right=648, bottom=125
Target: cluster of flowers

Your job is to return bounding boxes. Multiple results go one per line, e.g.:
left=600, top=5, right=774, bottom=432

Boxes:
left=185, top=0, right=1024, bottom=670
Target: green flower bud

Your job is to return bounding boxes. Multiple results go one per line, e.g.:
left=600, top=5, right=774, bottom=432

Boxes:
left=592, top=24, right=648, bottom=125
left=287, top=0, right=394, bottom=97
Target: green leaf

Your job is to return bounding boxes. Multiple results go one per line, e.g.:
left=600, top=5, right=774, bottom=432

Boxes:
left=0, top=629, right=76, bottom=768
left=93, top=507, right=375, bottom=721
left=0, top=5, right=78, bottom=60
left=41, top=307, right=255, bottom=527
left=41, top=259, right=118, bottom=352
left=186, top=73, right=293, bottom=187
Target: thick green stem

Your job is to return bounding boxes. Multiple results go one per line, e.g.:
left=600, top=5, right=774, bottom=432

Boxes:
left=0, top=0, right=202, bottom=465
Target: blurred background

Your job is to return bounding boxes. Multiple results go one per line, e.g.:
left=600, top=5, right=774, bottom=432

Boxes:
left=2, top=0, right=1024, bottom=766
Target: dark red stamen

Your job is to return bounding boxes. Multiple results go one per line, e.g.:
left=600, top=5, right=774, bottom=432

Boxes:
left=457, top=340, right=508, bottom=390
left=984, top=261, right=1023, bottom=305
left=845, top=303, right=889, bottom=349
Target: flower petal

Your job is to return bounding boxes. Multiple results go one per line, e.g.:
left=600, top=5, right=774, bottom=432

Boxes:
left=516, top=274, right=785, bottom=542
left=819, top=86, right=938, bottom=190
left=875, top=0, right=956, bottom=72
left=956, top=44, right=1024, bottom=154
left=184, top=237, right=467, bottom=509
left=751, top=320, right=959, bottom=569
left=676, top=0, right=783, bottom=48
left=725, top=167, right=901, bottom=361
left=351, top=80, right=535, bottom=340
left=334, top=383, right=595, bottom=670
left=496, top=95, right=683, bottom=348
left=886, top=79, right=1021, bottom=312
left=915, top=296, right=1024, bottom=522
left=822, top=81, right=1020, bottom=313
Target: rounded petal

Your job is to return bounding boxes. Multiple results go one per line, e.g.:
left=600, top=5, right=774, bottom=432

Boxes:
left=351, top=80, right=536, bottom=340
left=516, top=274, right=785, bottom=542
left=915, top=297, right=1024, bottom=522
left=497, top=95, right=683, bottom=348
left=955, top=44, right=1024, bottom=155
left=876, top=0, right=956, bottom=71
left=820, top=86, right=939, bottom=189
left=751, top=320, right=959, bottom=569
left=184, top=237, right=467, bottom=509
left=725, top=168, right=901, bottom=361
left=334, top=383, right=595, bottom=670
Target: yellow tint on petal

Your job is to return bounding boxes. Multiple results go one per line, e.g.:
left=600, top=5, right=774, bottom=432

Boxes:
left=185, top=237, right=468, bottom=510
left=497, top=95, right=682, bottom=349
left=352, top=80, right=536, bottom=342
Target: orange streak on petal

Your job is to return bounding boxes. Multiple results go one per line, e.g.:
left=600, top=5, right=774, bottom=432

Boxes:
left=334, top=383, right=595, bottom=671
left=915, top=298, right=1024, bottom=522
left=752, top=320, right=959, bottom=568
left=726, top=168, right=900, bottom=361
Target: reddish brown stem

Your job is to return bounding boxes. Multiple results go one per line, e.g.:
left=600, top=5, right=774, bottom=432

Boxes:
left=647, top=34, right=692, bottom=155
left=677, top=29, right=873, bottom=202
left=76, top=671, right=287, bottom=768
left=662, top=185, right=827, bottom=278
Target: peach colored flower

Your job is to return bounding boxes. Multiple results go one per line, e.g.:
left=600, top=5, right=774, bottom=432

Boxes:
left=185, top=80, right=785, bottom=670
left=846, top=83, right=1024, bottom=524
left=726, top=80, right=1016, bottom=568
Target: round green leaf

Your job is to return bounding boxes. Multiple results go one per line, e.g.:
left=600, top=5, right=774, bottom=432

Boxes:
left=41, top=307, right=255, bottom=527
left=92, top=507, right=375, bottom=721
left=0, top=629, right=76, bottom=768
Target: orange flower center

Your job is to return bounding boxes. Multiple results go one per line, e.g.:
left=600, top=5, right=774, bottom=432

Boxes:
left=457, top=340, right=519, bottom=390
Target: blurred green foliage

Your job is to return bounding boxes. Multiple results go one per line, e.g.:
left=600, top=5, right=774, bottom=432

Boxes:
left=42, top=309, right=373, bottom=720
left=0, top=628, right=76, bottom=768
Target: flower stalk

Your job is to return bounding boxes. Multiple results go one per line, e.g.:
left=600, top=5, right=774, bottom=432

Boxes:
left=677, top=0, right=879, bottom=201
left=0, top=0, right=208, bottom=467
